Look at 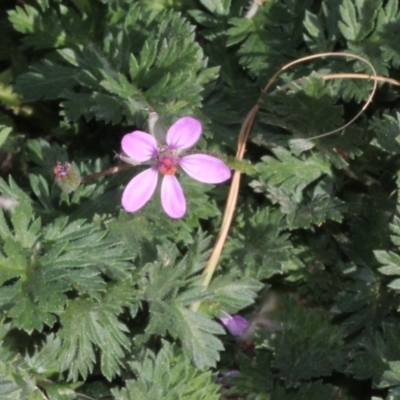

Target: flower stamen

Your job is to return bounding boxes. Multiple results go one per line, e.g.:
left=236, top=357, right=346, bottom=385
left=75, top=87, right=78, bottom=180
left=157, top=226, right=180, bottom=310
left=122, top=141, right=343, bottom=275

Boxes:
left=158, top=156, right=177, bottom=175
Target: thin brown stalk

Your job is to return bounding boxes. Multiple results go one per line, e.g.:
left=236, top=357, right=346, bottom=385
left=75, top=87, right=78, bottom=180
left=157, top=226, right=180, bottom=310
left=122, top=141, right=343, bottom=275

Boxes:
left=81, top=163, right=133, bottom=182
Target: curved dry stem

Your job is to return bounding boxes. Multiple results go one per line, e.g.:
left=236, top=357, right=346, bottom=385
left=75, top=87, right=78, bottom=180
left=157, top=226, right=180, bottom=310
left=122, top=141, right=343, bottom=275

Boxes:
left=321, top=73, right=400, bottom=87
left=278, top=73, right=400, bottom=93
left=190, top=52, right=387, bottom=313
left=202, top=107, right=259, bottom=290
left=261, top=53, right=378, bottom=140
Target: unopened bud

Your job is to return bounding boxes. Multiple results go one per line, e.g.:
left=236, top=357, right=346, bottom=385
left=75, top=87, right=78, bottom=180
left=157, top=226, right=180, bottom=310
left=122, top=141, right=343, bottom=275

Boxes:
left=148, top=110, right=167, bottom=143
left=53, top=162, right=81, bottom=193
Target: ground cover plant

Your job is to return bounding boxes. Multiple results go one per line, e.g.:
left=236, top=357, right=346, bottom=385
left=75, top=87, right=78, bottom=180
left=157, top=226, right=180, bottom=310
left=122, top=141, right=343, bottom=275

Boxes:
left=2, top=0, right=400, bottom=399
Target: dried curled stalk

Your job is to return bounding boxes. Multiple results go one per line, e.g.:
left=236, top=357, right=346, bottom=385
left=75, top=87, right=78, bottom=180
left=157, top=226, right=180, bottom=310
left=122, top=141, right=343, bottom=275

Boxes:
left=191, top=51, right=400, bottom=312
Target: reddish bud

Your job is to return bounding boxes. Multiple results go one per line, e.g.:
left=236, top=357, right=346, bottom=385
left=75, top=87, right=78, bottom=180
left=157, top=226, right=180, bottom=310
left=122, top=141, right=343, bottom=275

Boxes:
left=53, top=162, right=81, bottom=193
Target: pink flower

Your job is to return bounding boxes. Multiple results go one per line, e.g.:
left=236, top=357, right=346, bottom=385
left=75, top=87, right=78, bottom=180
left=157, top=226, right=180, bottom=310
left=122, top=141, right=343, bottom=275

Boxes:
left=121, top=117, right=231, bottom=218
left=219, top=313, right=250, bottom=337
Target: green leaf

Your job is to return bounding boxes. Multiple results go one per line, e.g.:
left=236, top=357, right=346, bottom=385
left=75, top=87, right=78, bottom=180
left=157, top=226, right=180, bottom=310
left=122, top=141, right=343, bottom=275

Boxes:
left=338, top=0, right=359, bottom=40
left=8, top=2, right=84, bottom=50
left=15, top=61, right=80, bottom=101
left=0, top=374, right=22, bottom=400
left=8, top=5, right=39, bottom=34
left=339, top=0, right=382, bottom=41
left=26, top=138, right=69, bottom=177
left=266, top=183, right=345, bottom=229
left=370, top=113, right=400, bottom=154
left=273, top=381, right=338, bottom=400
left=228, top=208, right=303, bottom=279
left=226, top=1, right=311, bottom=79
left=27, top=334, right=62, bottom=376
left=112, top=342, right=220, bottom=400
left=58, top=298, right=130, bottom=381
left=0, top=238, right=27, bottom=286
left=0, top=125, right=12, bottom=148
left=375, top=233, right=400, bottom=294
left=0, top=177, right=131, bottom=332
left=379, top=361, right=400, bottom=387
left=266, top=299, right=345, bottom=386
left=376, top=0, right=400, bottom=67
left=7, top=278, right=63, bottom=332
left=10, top=200, right=40, bottom=249
left=0, top=357, right=45, bottom=400
left=334, top=267, right=390, bottom=335
left=146, top=302, right=225, bottom=369
left=199, top=0, right=231, bottom=15
left=374, top=250, right=400, bottom=290
left=303, top=11, right=328, bottom=52
left=255, top=147, right=331, bottom=194
left=205, top=275, right=262, bottom=314
left=28, top=174, right=52, bottom=211
left=259, top=76, right=344, bottom=139
left=14, top=6, right=215, bottom=124
left=348, top=323, right=400, bottom=386
left=142, top=239, right=225, bottom=369
left=375, top=250, right=400, bottom=276
left=62, top=90, right=131, bottom=124
left=226, top=17, right=253, bottom=47
left=169, top=307, right=224, bottom=369
left=0, top=176, right=31, bottom=205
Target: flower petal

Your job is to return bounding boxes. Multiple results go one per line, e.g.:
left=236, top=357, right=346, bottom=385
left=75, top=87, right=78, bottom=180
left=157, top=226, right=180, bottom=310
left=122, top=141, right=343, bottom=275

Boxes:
left=179, top=154, right=231, bottom=183
left=161, top=175, right=186, bottom=218
left=166, top=117, right=202, bottom=151
left=219, top=314, right=250, bottom=337
left=122, top=168, right=158, bottom=212
left=121, top=131, right=158, bottom=162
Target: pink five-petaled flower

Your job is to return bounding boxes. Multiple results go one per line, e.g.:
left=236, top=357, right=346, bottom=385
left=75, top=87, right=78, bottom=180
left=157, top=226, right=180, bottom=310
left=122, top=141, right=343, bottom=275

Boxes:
left=121, top=117, right=231, bottom=218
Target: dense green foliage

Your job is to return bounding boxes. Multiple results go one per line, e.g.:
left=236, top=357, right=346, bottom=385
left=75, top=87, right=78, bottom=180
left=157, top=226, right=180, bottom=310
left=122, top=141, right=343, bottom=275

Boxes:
left=2, top=0, right=400, bottom=399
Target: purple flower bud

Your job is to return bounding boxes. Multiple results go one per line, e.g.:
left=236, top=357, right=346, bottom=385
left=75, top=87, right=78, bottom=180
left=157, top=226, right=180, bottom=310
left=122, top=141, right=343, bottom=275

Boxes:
left=219, top=313, right=250, bottom=337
